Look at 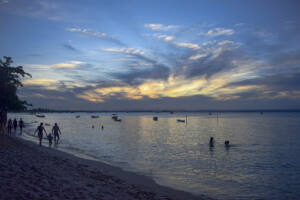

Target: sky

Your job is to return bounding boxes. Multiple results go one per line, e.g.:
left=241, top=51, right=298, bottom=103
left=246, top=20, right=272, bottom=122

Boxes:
left=1, top=0, right=300, bottom=111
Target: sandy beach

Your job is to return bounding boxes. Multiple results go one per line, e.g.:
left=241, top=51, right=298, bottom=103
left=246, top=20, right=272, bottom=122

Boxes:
left=0, top=133, right=212, bottom=200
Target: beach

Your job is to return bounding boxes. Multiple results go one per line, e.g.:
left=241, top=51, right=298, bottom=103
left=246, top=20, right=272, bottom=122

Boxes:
left=0, top=133, right=210, bottom=200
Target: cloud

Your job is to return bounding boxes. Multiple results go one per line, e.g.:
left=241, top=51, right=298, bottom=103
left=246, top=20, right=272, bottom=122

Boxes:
left=173, top=41, right=200, bottom=50
left=189, top=53, right=207, bottom=60
left=201, top=28, right=235, bottom=37
left=227, top=73, right=300, bottom=92
left=235, top=23, right=245, bottom=27
left=0, top=0, right=68, bottom=22
left=270, top=49, right=300, bottom=68
left=144, top=24, right=179, bottom=31
left=156, top=34, right=175, bottom=41
left=154, top=34, right=200, bottom=50
left=75, top=71, right=265, bottom=104
left=103, top=48, right=145, bottom=56
left=173, top=43, right=241, bottom=78
left=63, top=43, right=79, bottom=52
left=66, top=28, right=125, bottom=46
left=113, top=64, right=170, bottom=85
left=23, top=78, right=59, bottom=90
left=18, top=21, right=300, bottom=109
left=103, top=47, right=171, bottom=84
left=103, top=47, right=157, bottom=64
left=49, top=61, right=85, bottom=69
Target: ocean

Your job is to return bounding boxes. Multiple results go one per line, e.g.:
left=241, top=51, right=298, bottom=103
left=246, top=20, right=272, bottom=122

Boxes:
left=7, top=112, right=300, bottom=200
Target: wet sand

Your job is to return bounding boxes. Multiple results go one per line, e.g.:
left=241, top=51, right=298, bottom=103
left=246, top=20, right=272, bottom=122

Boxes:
left=0, top=134, right=213, bottom=200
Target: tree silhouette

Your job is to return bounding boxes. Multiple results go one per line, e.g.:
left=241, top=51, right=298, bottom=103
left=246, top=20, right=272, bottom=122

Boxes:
left=0, top=56, right=32, bottom=125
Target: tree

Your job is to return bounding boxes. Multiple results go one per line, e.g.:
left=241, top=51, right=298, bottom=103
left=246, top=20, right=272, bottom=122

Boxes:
left=0, top=56, right=32, bottom=125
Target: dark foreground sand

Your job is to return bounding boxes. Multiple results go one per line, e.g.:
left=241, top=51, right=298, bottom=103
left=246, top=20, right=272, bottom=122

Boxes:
left=0, top=134, right=213, bottom=200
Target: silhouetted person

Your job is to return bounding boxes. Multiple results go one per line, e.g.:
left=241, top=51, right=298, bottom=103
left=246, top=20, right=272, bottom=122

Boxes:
left=101, top=125, right=104, bottom=130
left=13, top=118, right=18, bottom=132
left=0, top=111, right=7, bottom=133
left=225, top=140, right=230, bottom=147
left=52, top=123, right=61, bottom=144
left=209, top=137, right=214, bottom=147
left=7, top=119, right=12, bottom=135
left=35, top=123, right=47, bottom=146
left=47, top=133, right=53, bottom=147
left=19, top=118, right=24, bottom=135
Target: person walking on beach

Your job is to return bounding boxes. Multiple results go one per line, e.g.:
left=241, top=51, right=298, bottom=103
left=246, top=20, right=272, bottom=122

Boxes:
left=209, top=137, right=214, bottom=147
left=13, top=118, right=18, bottom=132
left=34, top=123, right=47, bottom=146
left=19, top=118, right=24, bottom=135
left=52, top=123, right=61, bottom=144
left=0, top=115, right=3, bottom=134
left=47, top=133, right=53, bottom=147
left=7, top=119, right=12, bottom=135
left=0, top=111, right=7, bottom=134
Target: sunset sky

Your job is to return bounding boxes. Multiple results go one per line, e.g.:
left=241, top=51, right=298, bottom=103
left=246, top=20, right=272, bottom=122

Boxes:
left=1, top=0, right=300, bottom=110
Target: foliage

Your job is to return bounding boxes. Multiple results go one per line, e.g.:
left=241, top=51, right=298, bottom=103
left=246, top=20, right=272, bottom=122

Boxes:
left=0, top=56, right=32, bottom=111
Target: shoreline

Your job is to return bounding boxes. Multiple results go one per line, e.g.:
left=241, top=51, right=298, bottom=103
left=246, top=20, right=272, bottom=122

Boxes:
left=0, top=133, right=213, bottom=200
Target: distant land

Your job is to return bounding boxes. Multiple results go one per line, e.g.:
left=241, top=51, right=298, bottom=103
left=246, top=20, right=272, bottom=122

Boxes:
left=10, top=108, right=300, bottom=113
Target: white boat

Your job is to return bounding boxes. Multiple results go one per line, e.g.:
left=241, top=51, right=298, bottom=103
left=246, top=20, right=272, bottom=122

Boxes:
left=91, top=115, right=99, bottom=118
left=112, top=115, right=122, bottom=122
left=36, top=114, right=45, bottom=118
left=76, top=115, right=80, bottom=118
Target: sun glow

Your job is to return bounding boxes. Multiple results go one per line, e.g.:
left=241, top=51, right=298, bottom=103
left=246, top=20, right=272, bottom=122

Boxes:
left=76, top=73, right=263, bottom=103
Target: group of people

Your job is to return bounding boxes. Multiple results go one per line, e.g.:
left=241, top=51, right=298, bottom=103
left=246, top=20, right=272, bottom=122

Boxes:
left=209, top=137, right=230, bottom=147
left=0, top=113, right=62, bottom=147
left=34, top=122, right=62, bottom=147
left=2, top=118, right=24, bottom=135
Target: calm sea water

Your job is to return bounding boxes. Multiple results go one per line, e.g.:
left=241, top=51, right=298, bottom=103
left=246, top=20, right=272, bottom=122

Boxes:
left=8, top=112, right=300, bottom=200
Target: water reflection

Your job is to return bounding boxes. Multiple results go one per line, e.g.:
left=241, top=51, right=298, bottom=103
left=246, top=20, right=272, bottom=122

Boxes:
left=7, top=112, right=300, bottom=200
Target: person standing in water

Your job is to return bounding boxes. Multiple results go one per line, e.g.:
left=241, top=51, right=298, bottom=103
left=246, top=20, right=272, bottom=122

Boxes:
left=34, top=123, right=47, bottom=146
left=13, top=118, right=18, bottom=132
left=52, top=123, right=61, bottom=144
left=7, top=119, right=12, bottom=135
left=47, top=133, right=53, bottom=147
left=209, top=137, right=214, bottom=147
left=19, top=118, right=24, bottom=135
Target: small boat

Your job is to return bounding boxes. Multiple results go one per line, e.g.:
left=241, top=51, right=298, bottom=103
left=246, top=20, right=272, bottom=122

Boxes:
left=177, top=119, right=185, bottom=123
left=153, top=116, right=158, bottom=121
left=91, top=115, right=99, bottom=118
left=112, top=116, right=122, bottom=122
left=76, top=115, right=80, bottom=118
left=112, top=116, right=118, bottom=120
left=45, top=123, right=51, bottom=126
left=36, top=114, right=45, bottom=118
